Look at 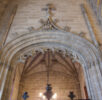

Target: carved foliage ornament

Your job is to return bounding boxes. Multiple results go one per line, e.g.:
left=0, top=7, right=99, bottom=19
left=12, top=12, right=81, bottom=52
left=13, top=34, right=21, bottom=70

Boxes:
left=13, top=4, right=86, bottom=38
left=26, top=4, right=86, bottom=38
left=17, top=47, right=85, bottom=68
left=28, top=3, right=71, bottom=32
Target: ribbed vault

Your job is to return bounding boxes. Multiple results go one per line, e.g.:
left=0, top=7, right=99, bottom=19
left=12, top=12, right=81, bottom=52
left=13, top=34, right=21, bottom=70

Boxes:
left=16, top=49, right=84, bottom=100
left=21, top=50, right=79, bottom=79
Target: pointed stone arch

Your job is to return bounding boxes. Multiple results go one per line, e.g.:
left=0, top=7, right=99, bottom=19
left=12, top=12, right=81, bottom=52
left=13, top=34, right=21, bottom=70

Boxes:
left=0, top=30, right=102, bottom=100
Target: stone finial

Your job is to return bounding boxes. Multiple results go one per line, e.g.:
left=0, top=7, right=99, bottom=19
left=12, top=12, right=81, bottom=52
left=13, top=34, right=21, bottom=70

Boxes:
left=42, top=3, right=56, bottom=18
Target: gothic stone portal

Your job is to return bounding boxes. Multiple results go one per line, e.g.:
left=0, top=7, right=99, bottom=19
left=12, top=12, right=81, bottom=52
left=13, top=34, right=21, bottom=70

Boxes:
left=0, top=29, right=102, bottom=100
left=0, top=4, right=102, bottom=100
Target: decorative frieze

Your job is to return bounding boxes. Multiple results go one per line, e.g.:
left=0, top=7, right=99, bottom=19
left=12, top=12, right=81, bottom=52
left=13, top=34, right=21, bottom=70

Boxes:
left=16, top=47, right=85, bottom=70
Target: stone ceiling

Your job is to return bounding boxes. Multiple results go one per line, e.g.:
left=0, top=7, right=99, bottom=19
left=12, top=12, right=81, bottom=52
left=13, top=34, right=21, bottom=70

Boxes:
left=17, top=49, right=83, bottom=100
left=21, top=49, right=81, bottom=81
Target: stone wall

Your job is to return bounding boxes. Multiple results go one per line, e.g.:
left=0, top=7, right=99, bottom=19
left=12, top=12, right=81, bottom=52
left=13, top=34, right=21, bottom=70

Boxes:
left=6, top=0, right=91, bottom=43
left=0, top=0, right=102, bottom=46
left=0, top=0, right=17, bottom=46
left=18, top=72, right=81, bottom=100
left=0, top=0, right=9, bottom=19
left=10, top=63, right=24, bottom=100
left=0, top=0, right=102, bottom=50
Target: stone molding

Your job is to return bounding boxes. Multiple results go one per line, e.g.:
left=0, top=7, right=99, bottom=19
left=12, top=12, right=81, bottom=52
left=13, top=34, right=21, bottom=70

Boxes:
left=0, top=29, right=102, bottom=100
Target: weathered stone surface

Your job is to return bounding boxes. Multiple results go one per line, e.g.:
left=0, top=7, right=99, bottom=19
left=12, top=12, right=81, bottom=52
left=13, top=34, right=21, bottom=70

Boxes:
left=0, top=0, right=102, bottom=100
left=6, top=0, right=91, bottom=43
